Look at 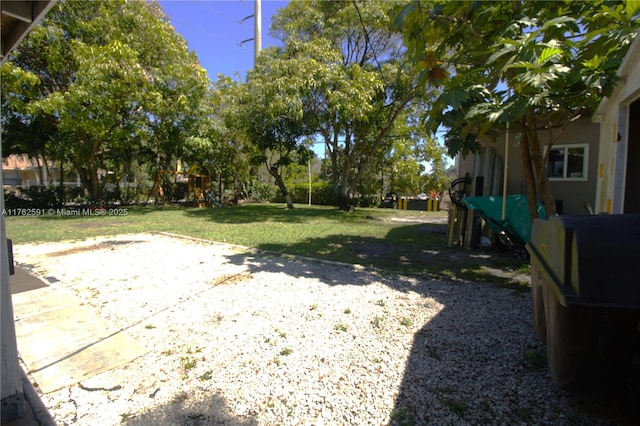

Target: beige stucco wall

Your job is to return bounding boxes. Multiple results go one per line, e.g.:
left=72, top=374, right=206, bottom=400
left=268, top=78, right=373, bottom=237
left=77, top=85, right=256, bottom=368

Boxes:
left=594, top=34, right=640, bottom=214
left=456, top=117, right=599, bottom=215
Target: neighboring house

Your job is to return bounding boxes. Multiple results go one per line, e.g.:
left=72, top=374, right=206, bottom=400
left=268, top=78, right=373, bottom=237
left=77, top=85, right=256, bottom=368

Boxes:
left=2, top=154, right=50, bottom=188
left=2, top=154, right=82, bottom=190
left=593, top=33, right=640, bottom=215
left=455, top=116, right=600, bottom=216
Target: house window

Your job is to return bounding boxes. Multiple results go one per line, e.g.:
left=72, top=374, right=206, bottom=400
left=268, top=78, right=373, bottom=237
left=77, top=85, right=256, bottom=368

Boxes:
left=547, top=144, right=588, bottom=180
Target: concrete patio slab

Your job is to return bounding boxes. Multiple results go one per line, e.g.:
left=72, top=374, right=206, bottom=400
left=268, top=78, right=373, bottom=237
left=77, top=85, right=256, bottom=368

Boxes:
left=10, top=267, right=147, bottom=394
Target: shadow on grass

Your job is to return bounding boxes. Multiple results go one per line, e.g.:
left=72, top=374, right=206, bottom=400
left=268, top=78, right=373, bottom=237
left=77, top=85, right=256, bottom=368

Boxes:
left=227, top=221, right=530, bottom=290
left=182, top=203, right=347, bottom=224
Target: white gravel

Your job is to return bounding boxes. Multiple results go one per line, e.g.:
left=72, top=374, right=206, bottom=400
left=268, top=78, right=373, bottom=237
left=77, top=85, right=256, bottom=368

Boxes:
left=12, top=232, right=638, bottom=425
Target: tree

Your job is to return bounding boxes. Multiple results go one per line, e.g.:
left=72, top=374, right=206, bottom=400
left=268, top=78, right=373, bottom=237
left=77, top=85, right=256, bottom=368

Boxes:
left=1, top=0, right=209, bottom=203
left=184, top=80, right=250, bottom=202
left=236, top=45, right=321, bottom=209
left=271, top=0, right=436, bottom=210
left=395, top=0, right=640, bottom=218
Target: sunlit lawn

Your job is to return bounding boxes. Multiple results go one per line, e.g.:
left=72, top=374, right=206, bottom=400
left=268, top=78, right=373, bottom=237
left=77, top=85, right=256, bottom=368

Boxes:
left=6, top=203, right=529, bottom=287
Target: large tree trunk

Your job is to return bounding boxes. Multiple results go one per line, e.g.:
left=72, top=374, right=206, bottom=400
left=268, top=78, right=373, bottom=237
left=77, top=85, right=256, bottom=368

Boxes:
left=529, top=126, right=556, bottom=216
left=269, top=166, right=294, bottom=209
left=520, top=123, right=540, bottom=222
left=75, top=164, right=102, bottom=205
left=336, top=184, right=352, bottom=211
left=58, top=159, right=65, bottom=205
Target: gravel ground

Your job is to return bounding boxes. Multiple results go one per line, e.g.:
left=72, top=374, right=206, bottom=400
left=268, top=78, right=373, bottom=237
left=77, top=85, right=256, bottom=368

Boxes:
left=13, top=232, right=639, bottom=425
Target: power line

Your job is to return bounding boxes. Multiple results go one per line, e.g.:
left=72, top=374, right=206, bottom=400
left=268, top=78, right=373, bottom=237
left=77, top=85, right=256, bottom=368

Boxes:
left=191, top=0, right=250, bottom=27
left=169, top=17, right=249, bottom=50
left=239, top=0, right=254, bottom=12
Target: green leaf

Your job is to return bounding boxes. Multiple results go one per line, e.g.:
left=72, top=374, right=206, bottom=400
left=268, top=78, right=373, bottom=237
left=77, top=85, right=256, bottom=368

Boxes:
left=487, top=44, right=516, bottom=65
left=626, top=0, right=640, bottom=16
left=393, top=1, right=419, bottom=30
left=538, top=47, right=563, bottom=65
left=441, top=86, right=469, bottom=110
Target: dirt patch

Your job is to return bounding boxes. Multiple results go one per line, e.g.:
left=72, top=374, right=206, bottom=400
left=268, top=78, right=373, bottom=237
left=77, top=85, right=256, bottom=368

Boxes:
left=46, top=240, right=142, bottom=257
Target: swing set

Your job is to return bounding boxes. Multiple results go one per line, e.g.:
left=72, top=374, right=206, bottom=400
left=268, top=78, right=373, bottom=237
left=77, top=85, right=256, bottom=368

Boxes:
left=146, top=168, right=212, bottom=207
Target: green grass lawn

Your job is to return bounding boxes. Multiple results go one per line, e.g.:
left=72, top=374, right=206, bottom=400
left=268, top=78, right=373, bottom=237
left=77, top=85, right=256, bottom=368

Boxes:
left=6, top=203, right=530, bottom=288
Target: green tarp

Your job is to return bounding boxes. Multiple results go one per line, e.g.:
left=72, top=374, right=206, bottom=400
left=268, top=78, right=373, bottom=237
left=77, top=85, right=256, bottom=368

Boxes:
left=462, top=194, right=547, bottom=243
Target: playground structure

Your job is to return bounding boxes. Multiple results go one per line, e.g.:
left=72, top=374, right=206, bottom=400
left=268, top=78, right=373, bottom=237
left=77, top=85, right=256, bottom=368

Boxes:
left=146, top=169, right=214, bottom=207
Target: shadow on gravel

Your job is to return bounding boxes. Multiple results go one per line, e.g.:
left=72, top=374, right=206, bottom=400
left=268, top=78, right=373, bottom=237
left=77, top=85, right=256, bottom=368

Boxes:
left=222, top=244, right=639, bottom=425
left=392, top=311, right=640, bottom=425
left=123, top=392, right=257, bottom=426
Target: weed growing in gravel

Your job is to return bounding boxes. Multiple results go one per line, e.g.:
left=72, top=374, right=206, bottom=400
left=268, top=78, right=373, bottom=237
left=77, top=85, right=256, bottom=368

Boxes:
left=399, top=317, right=413, bottom=327
left=524, top=348, right=546, bottom=369
left=278, top=397, right=298, bottom=418
left=199, top=370, right=213, bottom=381
left=375, top=299, right=386, bottom=307
left=344, top=307, right=352, bottom=314
left=371, top=315, right=384, bottom=329
left=425, top=346, right=440, bottom=361
left=184, top=346, right=202, bottom=355
left=334, top=322, right=349, bottom=332
left=275, top=328, right=287, bottom=338
left=144, top=324, right=155, bottom=329
left=389, top=405, right=416, bottom=425
left=280, top=347, right=293, bottom=356
left=482, top=399, right=496, bottom=418
left=514, top=406, right=533, bottom=421
left=309, top=304, right=318, bottom=310
left=439, top=395, right=468, bottom=415
left=180, top=357, right=197, bottom=371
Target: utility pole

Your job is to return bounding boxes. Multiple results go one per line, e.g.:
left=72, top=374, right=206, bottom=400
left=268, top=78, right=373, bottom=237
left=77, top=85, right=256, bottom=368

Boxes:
left=254, top=0, right=261, bottom=61
left=240, top=0, right=262, bottom=65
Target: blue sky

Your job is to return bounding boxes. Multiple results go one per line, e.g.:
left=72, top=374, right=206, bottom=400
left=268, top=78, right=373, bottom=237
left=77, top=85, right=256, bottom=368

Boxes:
left=158, top=0, right=289, bottom=82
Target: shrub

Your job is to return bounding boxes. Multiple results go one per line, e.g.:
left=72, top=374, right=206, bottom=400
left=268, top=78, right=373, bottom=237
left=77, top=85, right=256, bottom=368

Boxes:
left=3, top=190, right=30, bottom=209
left=65, top=186, right=89, bottom=204
left=274, top=182, right=337, bottom=206
left=249, top=181, right=278, bottom=203
left=25, top=186, right=60, bottom=208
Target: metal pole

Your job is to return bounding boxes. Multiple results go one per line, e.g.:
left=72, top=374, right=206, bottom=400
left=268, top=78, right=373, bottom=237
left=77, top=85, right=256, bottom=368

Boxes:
left=254, top=0, right=262, bottom=60
left=308, top=158, right=312, bottom=206
left=502, top=122, right=509, bottom=221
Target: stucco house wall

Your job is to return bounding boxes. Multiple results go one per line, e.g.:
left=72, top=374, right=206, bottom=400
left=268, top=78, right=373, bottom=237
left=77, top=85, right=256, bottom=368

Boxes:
left=455, top=117, right=600, bottom=215
left=593, top=33, right=640, bottom=214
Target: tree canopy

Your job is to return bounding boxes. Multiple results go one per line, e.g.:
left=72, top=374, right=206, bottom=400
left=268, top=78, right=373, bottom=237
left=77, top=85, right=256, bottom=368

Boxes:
left=270, top=0, right=439, bottom=210
left=3, top=0, right=452, bottom=209
left=1, top=0, right=209, bottom=203
left=395, top=0, right=640, bottom=217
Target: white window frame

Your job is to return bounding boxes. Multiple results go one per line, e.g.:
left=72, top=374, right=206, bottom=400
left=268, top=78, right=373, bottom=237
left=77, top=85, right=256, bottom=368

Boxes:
left=545, top=143, right=589, bottom=181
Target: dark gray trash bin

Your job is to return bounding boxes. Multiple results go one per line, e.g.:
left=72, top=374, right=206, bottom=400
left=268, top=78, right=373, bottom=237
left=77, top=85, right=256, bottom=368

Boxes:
left=526, top=214, right=640, bottom=394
